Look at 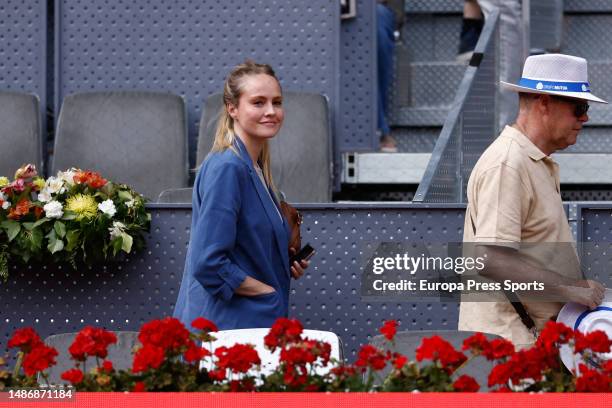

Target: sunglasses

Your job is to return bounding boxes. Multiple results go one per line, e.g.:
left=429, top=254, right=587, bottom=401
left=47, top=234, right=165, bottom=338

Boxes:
left=551, top=95, right=590, bottom=118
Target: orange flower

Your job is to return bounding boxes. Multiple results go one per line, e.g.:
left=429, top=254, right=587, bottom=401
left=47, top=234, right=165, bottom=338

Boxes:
left=7, top=198, right=31, bottom=219
left=33, top=206, right=44, bottom=219
left=74, top=171, right=108, bottom=189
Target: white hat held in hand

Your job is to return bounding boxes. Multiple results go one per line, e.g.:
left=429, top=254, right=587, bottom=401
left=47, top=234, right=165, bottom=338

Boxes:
left=557, top=289, right=612, bottom=373
left=501, top=53, right=608, bottom=104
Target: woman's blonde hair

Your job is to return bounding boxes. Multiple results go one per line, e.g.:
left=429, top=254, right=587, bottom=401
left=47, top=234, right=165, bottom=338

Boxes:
left=210, top=60, right=281, bottom=194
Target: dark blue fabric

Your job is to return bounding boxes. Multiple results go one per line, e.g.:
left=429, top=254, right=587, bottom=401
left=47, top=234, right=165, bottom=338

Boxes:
left=173, top=137, right=291, bottom=330
left=377, top=3, right=395, bottom=136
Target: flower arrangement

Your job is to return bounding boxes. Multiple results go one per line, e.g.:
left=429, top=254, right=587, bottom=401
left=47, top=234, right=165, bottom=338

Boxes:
left=2, top=318, right=611, bottom=392
left=0, top=164, right=150, bottom=281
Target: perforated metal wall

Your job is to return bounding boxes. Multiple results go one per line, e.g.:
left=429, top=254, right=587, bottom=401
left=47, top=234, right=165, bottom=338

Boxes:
left=339, top=0, right=377, bottom=152
left=54, top=0, right=339, bottom=169
left=0, top=0, right=46, bottom=128
left=2, top=205, right=465, bottom=360
left=576, top=205, right=612, bottom=287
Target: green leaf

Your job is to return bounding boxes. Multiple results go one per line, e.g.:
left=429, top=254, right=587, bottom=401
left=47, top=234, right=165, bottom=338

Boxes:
left=29, top=228, right=43, bottom=251
left=61, top=212, right=77, bottom=221
left=22, top=222, right=35, bottom=231
left=47, top=233, right=64, bottom=254
left=1, top=220, right=21, bottom=242
left=65, top=230, right=80, bottom=251
left=111, top=237, right=122, bottom=256
left=31, top=218, right=50, bottom=229
left=54, top=221, right=66, bottom=238
left=118, top=191, right=132, bottom=201
left=120, top=232, right=133, bottom=253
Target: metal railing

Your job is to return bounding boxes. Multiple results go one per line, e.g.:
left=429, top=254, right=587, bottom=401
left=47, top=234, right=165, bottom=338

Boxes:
left=413, top=8, right=500, bottom=203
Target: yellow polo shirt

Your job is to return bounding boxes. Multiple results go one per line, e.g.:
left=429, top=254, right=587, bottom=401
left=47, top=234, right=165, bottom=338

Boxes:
left=459, top=125, right=581, bottom=346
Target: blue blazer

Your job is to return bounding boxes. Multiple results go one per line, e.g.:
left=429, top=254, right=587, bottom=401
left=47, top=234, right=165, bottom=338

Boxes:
left=173, top=137, right=291, bottom=330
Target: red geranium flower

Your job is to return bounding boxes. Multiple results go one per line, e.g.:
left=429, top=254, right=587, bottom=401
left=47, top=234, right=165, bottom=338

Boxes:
left=22, top=344, right=58, bottom=377
left=392, top=353, right=408, bottom=370
left=283, top=363, right=308, bottom=388
left=264, top=318, right=303, bottom=351
left=138, top=317, right=191, bottom=354
left=214, top=344, right=261, bottom=373
left=183, top=341, right=211, bottom=363
left=483, top=338, right=515, bottom=360
left=574, top=330, right=612, bottom=354
left=536, top=321, right=574, bottom=355
left=208, top=368, right=226, bottom=382
left=191, top=317, right=218, bottom=333
left=132, top=382, right=147, bottom=392
left=462, top=332, right=491, bottom=355
left=101, top=360, right=114, bottom=373
left=132, top=344, right=165, bottom=373
left=453, top=374, right=480, bottom=392
left=7, top=327, right=43, bottom=352
left=355, top=344, right=389, bottom=371
left=61, top=368, right=84, bottom=384
left=379, top=320, right=398, bottom=341
left=575, top=364, right=611, bottom=392
left=68, top=326, right=118, bottom=361
left=415, top=336, right=467, bottom=372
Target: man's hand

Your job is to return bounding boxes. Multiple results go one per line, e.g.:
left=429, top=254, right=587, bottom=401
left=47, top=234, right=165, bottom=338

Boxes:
left=561, top=279, right=605, bottom=309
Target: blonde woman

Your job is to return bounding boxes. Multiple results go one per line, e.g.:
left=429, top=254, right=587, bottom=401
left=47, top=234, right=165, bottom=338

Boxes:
left=174, top=61, right=310, bottom=330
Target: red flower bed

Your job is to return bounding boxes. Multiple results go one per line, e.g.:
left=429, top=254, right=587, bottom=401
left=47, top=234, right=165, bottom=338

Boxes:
left=1, top=317, right=611, bottom=392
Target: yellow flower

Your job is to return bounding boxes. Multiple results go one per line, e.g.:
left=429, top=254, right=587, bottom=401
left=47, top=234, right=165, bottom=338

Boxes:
left=0, top=177, right=8, bottom=187
left=65, top=194, right=98, bottom=220
left=33, top=177, right=46, bottom=190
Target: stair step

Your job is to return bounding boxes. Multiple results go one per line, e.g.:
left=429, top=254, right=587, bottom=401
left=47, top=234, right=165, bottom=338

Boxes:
left=342, top=153, right=612, bottom=185
left=390, top=107, right=450, bottom=127
left=565, top=0, right=612, bottom=13
left=405, top=0, right=463, bottom=14
left=390, top=127, right=440, bottom=153
left=405, top=62, right=465, bottom=107
left=554, top=153, right=612, bottom=184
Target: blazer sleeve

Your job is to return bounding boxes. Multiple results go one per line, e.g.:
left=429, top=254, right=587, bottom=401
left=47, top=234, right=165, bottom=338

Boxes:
left=190, top=160, right=248, bottom=301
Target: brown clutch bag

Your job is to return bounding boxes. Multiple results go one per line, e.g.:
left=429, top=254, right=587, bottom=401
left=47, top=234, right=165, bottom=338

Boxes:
left=280, top=201, right=302, bottom=255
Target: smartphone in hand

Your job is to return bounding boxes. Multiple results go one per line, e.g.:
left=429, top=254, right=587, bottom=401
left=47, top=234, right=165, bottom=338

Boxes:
left=290, top=243, right=315, bottom=265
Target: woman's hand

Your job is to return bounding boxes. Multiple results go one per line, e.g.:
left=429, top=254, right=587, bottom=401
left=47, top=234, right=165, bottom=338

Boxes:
left=289, top=248, right=314, bottom=279
left=235, top=276, right=276, bottom=296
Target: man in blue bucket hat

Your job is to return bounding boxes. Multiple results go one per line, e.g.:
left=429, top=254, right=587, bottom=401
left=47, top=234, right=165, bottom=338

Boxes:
left=459, top=54, right=608, bottom=347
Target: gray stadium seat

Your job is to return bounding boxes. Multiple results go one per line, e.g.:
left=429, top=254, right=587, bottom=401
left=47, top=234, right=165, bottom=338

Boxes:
left=52, top=91, right=188, bottom=200
left=157, top=187, right=193, bottom=203
left=371, top=330, right=504, bottom=392
left=40, top=331, right=139, bottom=385
left=0, top=91, right=42, bottom=178
left=197, top=92, right=332, bottom=202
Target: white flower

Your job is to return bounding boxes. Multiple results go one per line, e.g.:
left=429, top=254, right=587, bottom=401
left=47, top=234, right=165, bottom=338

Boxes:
left=45, top=176, right=66, bottom=194
left=57, top=169, right=77, bottom=186
left=98, top=199, right=116, bottom=217
left=43, top=201, right=64, bottom=219
left=1, top=200, right=10, bottom=210
left=109, top=221, right=127, bottom=239
left=125, top=199, right=135, bottom=208
left=38, top=189, right=52, bottom=203
left=0, top=192, right=6, bottom=201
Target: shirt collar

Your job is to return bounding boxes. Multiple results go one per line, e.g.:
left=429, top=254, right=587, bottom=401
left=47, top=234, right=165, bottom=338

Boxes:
left=503, top=125, right=548, bottom=161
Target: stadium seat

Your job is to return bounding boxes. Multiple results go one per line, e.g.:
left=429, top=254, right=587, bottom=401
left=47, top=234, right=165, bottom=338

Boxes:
left=40, top=331, right=139, bottom=385
left=371, top=330, right=504, bottom=391
left=197, top=92, right=332, bottom=202
left=52, top=91, right=188, bottom=200
left=0, top=91, right=42, bottom=178
left=202, top=328, right=344, bottom=375
left=157, top=187, right=193, bottom=203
